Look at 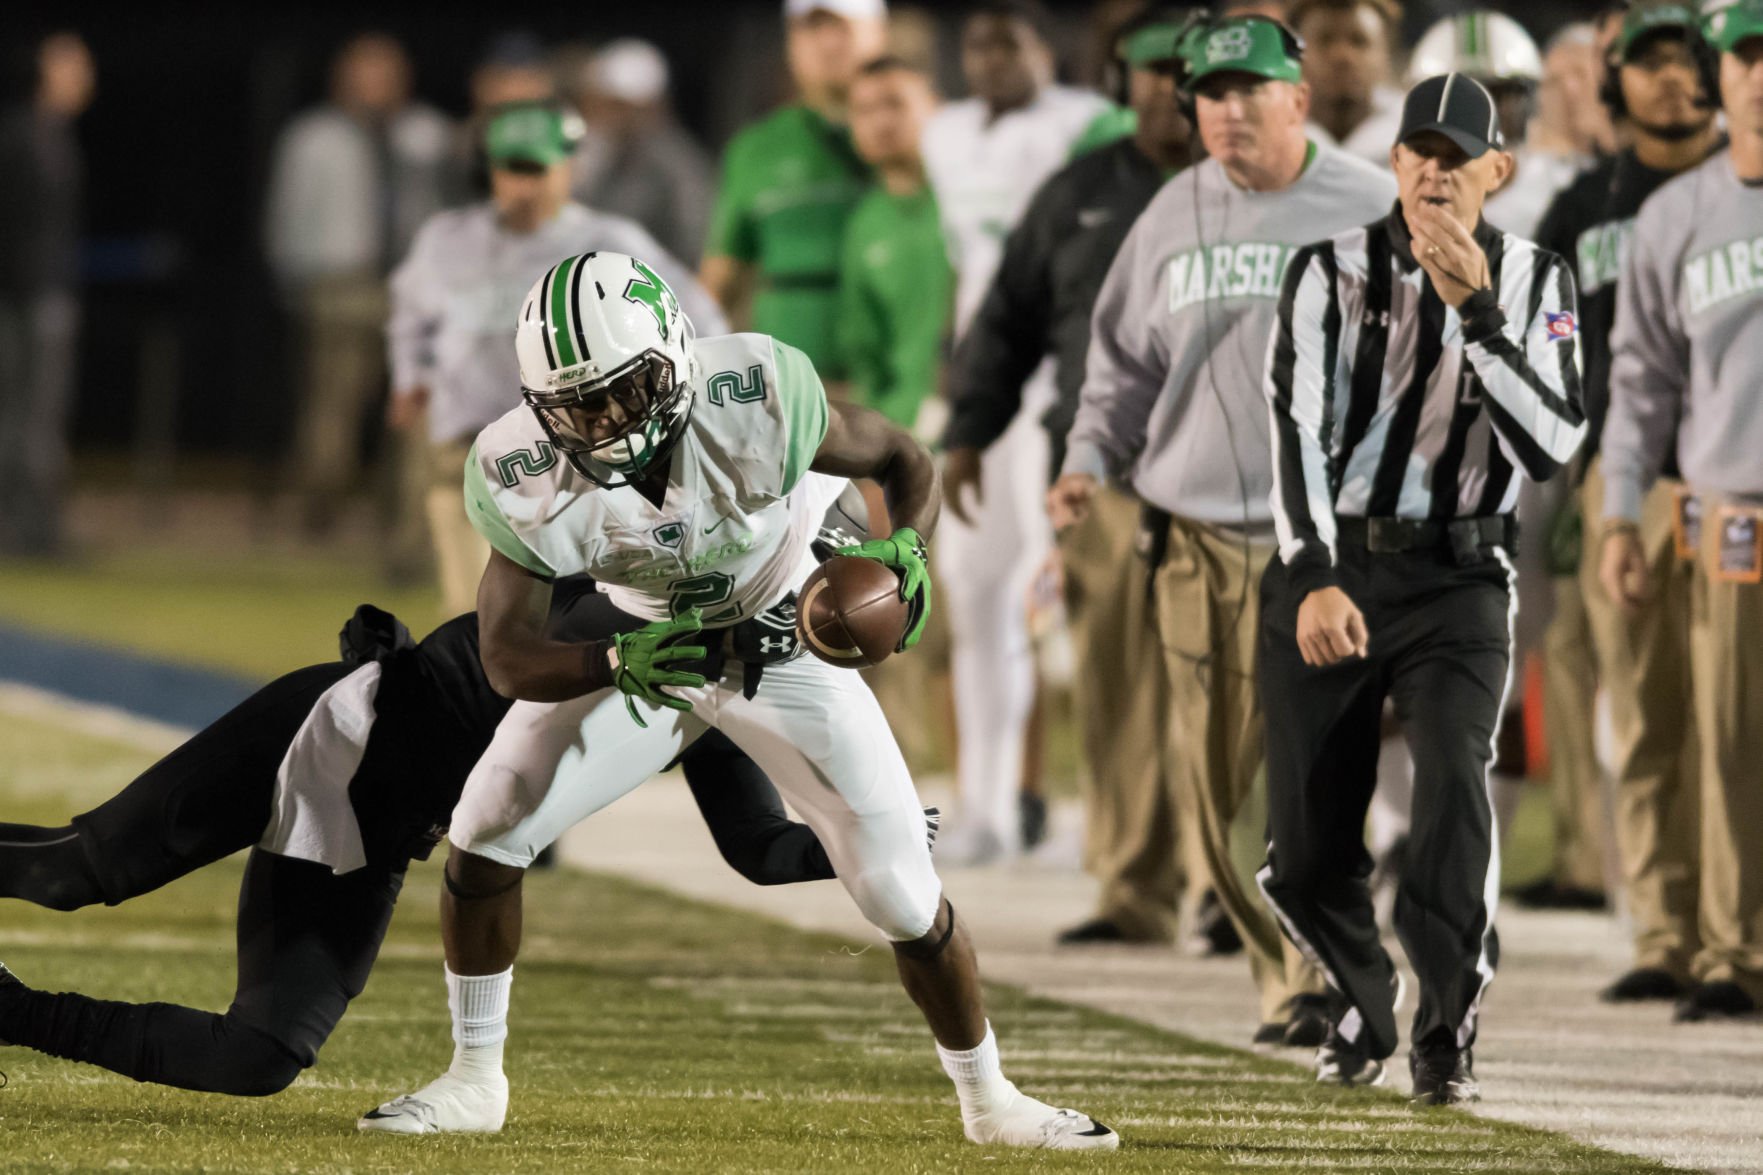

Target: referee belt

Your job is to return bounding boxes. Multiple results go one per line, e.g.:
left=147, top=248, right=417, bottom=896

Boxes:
left=1336, top=515, right=1517, bottom=565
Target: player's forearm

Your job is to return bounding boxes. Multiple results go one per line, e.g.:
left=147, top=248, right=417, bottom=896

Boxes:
left=479, top=635, right=616, bottom=703
left=876, top=436, right=940, bottom=541
left=812, top=402, right=941, bottom=540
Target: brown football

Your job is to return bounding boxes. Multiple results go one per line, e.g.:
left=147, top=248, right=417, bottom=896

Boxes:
left=796, top=555, right=910, bottom=669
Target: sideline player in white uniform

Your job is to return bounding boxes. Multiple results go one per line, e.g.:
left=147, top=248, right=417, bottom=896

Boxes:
left=923, top=0, right=1113, bottom=863
left=358, top=252, right=1119, bottom=1151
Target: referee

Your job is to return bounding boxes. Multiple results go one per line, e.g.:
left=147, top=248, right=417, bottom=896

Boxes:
left=1257, top=74, right=1586, bottom=1104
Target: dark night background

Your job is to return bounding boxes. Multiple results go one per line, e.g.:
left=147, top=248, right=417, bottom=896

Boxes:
left=13, top=0, right=1598, bottom=464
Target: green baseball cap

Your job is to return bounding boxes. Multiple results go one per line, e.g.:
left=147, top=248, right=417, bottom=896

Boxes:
left=1183, top=17, right=1304, bottom=87
left=1616, top=3, right=1700, bottom=61
left=485, top=104, right=578, bottom=169
left=1705, top=0, right=1763, bottom=52
left=1120, top=20, right=1189, bottom=68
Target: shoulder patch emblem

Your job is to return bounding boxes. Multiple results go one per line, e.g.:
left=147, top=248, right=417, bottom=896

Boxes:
left=1544, top=311, right=1577, bottom=341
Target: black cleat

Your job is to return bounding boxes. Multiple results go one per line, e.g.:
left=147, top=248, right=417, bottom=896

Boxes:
left=1282, top=993, right=1332, bottom=1048
left=0, top=961, right=27, bottom=1047
left=1673, top=981, right=1759, bottom=1022
left=1315, top=1027, right=1386, bottom=1086
left=1510, top=879, right=1607, bottom=911
left=1602, top=967, right=1688, bottom=1003
left=1055, top=917, right=1165, bottom=946
left=1193, top=890, right=1243, bottom=956
left=1252, top=1021, right=1288, bottom=1046
left=1409, top=1046, right=1479, bottom=1106
left=923, top=806, right=941, bottom=852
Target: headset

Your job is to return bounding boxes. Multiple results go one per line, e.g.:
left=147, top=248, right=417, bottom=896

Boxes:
left=1598, top=5, right=1721, bottom=118
left=1175, top=13, right=1307, bottom=121
left=1103, top=3, right=1210, bottom=106
left=1155, top=11, right=1306, bottom=687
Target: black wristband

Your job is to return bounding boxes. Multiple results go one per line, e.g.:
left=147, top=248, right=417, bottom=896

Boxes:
left=1459, top=287, right=1506, bottom=343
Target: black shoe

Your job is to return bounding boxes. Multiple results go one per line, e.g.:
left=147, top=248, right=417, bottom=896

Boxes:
left=1282, top=994, right=1332, bottom=1048
left=1193, top=890, right=1243, bottom=956
left=1019, top=793, right=1048, bottom=851
left=1055, top=917, right=1164, bottom=946
left=1252, top=1021, right=1288, bottom=1046
left=1315, top=1026, right=1385, bottom=1086
left=1673, top=981, right=1759, bottom=1022
left=923, top=806, right=941, bottom=852
left=1510, top=879, right=1607, bottom=910
left=1601, top=967, right=1688, bottom=1003
left=0, top=961, right=27, bottom=1046
left=1409, top=1046, right=1479, bottom=1106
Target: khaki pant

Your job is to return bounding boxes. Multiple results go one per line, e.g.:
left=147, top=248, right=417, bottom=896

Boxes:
left=1154, top=517, right=1322, bottom=1022
left=1060, top=487, right=1190, bottom=941
left=1580, top=460, right=1700, bottom=977
left=1542, top=574, right=1609, bottom=891
left=1687, top=492, right=1763, bottom=999
left=291, top=275, right=388, bottom=526
left=427, top=439, right=491, bottom=619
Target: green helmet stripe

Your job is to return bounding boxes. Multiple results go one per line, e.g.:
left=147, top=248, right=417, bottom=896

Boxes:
left=549, top=255, right=579, bottom=369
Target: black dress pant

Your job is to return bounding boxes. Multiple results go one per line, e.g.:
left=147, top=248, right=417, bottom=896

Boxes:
left=1257, top=540, right=1512, bottom=1060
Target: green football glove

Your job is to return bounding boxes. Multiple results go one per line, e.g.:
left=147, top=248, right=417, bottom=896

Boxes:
left=836, top=526, right=931, bottom=652
left=609, top=608, right=708, bottom=728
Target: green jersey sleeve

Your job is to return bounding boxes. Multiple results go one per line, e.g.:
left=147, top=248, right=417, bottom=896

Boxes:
left=769, top=338, right=830, bottom=495
left=463, top=443, right=556, bottom=578
left=835, top=212, right=888, bottom=411
left=705, top=134, right=761, bottom=262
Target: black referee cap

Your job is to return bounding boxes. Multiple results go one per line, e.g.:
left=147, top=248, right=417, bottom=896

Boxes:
left=1396, top=73, right=1505, bottom=158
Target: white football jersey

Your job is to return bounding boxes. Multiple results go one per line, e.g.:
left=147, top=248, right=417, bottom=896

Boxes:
left=922, top=85, right=1114, bottom=336
left=465, top=332, right=841, bottom=624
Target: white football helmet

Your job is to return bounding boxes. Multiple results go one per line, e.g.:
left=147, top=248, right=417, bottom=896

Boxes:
left=514, top=252, right=699, bottom=486
left=1408, top=11, right=1544, bottom=85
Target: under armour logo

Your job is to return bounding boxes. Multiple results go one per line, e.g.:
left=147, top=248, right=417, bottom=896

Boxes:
left=759, top=634, right=795, bottom=655
left=1363, top=309, right=1390, bottom=329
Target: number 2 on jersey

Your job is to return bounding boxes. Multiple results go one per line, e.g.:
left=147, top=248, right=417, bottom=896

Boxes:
left=670, top=571, right=739, bottom=623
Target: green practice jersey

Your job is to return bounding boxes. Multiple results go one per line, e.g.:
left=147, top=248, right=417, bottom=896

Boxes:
left=706, top=106, right=870, bottom=377
left=835, top=185, right=952, bottom=430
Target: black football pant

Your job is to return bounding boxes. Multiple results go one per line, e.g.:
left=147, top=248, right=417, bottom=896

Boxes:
left=1256, top=540, right=1511, bottom=1061
left=0, top=668, right=831, bottom=1094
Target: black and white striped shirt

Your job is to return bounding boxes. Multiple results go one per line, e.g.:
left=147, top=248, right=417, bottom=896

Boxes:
left=1265, top=206, right=1587, bottom=593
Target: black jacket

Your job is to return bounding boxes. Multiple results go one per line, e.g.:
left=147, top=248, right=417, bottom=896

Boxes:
left=1533, top=145, right=1718, bottom=477
left=942, top=135, right=1179, bottom=479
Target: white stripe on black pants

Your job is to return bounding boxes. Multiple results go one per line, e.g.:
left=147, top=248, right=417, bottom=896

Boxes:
left=1255, top=537, right=1511, bottom=1061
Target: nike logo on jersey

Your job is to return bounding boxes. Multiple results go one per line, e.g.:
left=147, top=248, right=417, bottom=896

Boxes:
left=704, top=515, right=730, bottom=535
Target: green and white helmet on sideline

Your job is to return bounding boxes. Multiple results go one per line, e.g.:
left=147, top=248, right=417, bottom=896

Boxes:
left=515, top=251, right=699, bottom=487
left=1408, top=11, right=1543, bottom=85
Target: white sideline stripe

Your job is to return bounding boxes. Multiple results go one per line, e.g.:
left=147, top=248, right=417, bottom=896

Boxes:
left=0, top=682, right=192, bottom=753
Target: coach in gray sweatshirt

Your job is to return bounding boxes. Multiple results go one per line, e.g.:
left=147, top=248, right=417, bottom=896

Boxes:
left=1598, top=0, right=1763, bottom=1024
left=1047, top=15, right=1395, bottom=1045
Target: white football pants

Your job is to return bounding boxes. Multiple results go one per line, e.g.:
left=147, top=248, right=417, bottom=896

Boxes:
left=937, top=371, right=1056, bottom=852
left=449, top=653, right=942, bottom=942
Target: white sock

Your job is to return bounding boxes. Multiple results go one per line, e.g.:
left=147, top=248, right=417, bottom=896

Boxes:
left=937, top=1022, right=1013, bottom=1115
left=445, top=966, right=512, bottom=1083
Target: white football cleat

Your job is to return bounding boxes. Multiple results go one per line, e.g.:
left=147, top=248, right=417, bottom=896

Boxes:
left=963, top=1085, right=1120, bottom=1150
left=357, top=1071, right=509, bottom=1134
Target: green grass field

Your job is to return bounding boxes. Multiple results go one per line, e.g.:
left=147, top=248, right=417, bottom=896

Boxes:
left=0, top=705, right=1666, bottom=1173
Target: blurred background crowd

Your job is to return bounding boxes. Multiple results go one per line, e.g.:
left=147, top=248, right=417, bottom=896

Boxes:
left=3, top=0, right=1757, bottom=1046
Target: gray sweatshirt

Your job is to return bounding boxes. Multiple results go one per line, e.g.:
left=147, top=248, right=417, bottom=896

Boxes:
left=1603, top=148, right=1763, bottom=519
left=388, top=201, right=726, bottom=446
left=1063, top=144, right=1396, bottom=529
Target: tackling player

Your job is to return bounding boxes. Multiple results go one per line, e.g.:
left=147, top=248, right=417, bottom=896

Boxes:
left=358, top=252, right=1118, bottom=1150
left=0, top=575, right=879, bottom=1095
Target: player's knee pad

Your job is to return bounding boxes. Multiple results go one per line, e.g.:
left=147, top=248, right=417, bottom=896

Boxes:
left=846, top=863, right=941, bottom=942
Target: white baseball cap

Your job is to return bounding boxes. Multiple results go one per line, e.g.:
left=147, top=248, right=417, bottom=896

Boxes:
left=785, top=0, right=887, bottom=21
left=588, top=39, right=670, bottom=105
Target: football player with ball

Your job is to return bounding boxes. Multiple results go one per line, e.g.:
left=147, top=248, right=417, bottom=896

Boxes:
left=360, top=251, right=1117, bottom=1151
